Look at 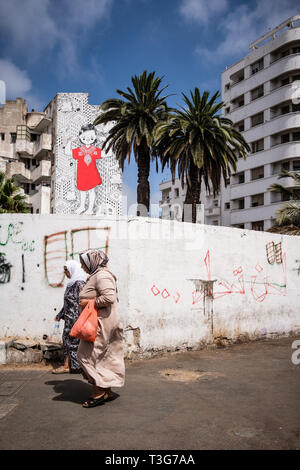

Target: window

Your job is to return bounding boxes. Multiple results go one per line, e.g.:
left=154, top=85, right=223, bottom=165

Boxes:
left=17, top=125, right=30, bottom=141
left=251, top=166, right=264, bottom=180
left=293, top=160, right=300, bottom=170
left=225, top=83, right=230, bottom=90
left=212, top=220, right=219, bottom=226
left=0, top=133, right=4, bottom=141
left=237, top=173, right=245, bottom=184
left=281, top=161, right=290, bottom=171
left=10, top=133, right=17, bottom=143
left=225, top=202, right=230, bottom=210
left=213, top=200, right=218, bottom=207
left=251, top=194, right=264, bottom=207
left=30, top=133, right=38, bottom=142
left=36, top=209, right=40, bottom=214
left=292, top=103, right=300, bottom=112
left=251, top=112, right=264, bottom=127
left=162, top=189, right=170, bottom=201
left=281, top=105, right=290, bottom=115
left=292, top=131, right=300, bottom=141
left=251, top=58, right=264, bottom=75
left=232, top=95, right=244, bottom=108
left=251, top=139, right=264, bottom=153
left=235, top=120, right=244, bottom=132
left=281, top=133, right=290, bottom=143
left=281, top=49, right=290, bottom=58
left=174, top=188, right=179, bottom=198
left=281, top=77, right=289, bottom=86
left=251, top=85, right=264, bottom=101
left=252, top=221, right=264, bottom=231
left=225, top=107, right=230, bottom=114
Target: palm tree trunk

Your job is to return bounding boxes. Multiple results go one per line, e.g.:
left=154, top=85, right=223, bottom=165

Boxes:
left=182, top=160, right=201, bottom=223
left=136, top=146, right=150, bottom=217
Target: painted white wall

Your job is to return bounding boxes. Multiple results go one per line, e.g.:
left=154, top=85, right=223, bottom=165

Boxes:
left=0, top=214, right=299, bottom=357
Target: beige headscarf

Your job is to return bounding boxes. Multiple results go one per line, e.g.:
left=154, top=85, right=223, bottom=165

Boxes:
left=79, top=249, right=109, bottom=275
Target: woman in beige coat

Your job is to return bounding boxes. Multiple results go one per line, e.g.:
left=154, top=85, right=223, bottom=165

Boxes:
left=77, top=249, right=125, bottom=408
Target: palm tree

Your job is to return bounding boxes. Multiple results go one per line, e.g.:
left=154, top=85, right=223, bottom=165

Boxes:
left=94, top=70, right=171, bottom=216
left=268, top=169, right=300, bottom=227
left=154, top=88, right=250, bottom=222
left=0, top=172, right=29, bottom=213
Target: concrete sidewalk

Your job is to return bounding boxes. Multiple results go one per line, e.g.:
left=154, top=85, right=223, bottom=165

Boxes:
left=0, top=337, right=299, bottom=450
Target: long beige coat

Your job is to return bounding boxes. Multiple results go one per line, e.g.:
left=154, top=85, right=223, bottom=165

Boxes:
left=77, top=266, right=125, bottom=388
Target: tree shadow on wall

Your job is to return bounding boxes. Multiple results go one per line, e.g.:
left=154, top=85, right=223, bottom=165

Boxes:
left=45, top=378, right=92, bottom=404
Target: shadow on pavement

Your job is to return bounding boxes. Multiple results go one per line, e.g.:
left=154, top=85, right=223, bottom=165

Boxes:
left=45, top=379, right=92, bottom=404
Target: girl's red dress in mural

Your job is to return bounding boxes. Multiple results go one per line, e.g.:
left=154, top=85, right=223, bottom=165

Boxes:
left=72, top=145, right=102, bottom=191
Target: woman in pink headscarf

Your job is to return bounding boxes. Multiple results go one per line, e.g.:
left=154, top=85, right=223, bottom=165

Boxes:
left=77, top=249, right=125, bottom=408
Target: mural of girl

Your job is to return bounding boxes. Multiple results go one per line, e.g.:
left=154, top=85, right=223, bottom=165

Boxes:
left=65, top=124, right=102, bottom=215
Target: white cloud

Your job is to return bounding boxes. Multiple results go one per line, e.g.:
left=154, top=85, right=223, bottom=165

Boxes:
left=194, top=0, right=299, bottom=63
left=0, top=0, right=113, bottom=74
left=0, top=59, right=31, bottom=96
left=0, top=59, right=42, bottom=109
left=179, top=0, right=228, bottom=25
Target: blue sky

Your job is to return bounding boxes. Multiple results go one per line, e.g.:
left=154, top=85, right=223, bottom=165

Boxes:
left=0, top=0, right=298, bottom=212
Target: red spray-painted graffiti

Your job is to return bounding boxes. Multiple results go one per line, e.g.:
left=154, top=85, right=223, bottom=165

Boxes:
left=150, top=245, right=287, bottom=304
left=44, top=226, right=111, bottom=287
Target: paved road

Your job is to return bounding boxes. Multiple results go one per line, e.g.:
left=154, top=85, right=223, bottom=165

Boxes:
left=0, top=337, right=299, bottom=450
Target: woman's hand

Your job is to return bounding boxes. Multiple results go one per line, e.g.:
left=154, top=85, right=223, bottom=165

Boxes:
left=54, top=316, right=60, bottom=321
left=79, top=298, right=89, bottom=308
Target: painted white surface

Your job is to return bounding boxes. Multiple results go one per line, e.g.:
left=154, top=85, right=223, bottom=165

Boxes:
left=0, top=214, right=299, bottom=356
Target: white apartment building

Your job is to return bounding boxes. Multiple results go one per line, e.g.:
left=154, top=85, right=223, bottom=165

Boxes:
left=222, top=14, right=300, bottom=231
left=159, top=178, right=219, bottom=224
left=160, top=15, right=300, bottom=230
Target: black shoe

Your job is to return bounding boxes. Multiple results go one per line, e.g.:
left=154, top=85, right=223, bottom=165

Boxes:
left=105, top=391, right=119, bottom=402
left=82, top=393, right=107, bottom=408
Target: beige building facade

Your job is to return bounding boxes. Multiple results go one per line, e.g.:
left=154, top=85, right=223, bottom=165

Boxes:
left=0, top=97, right=52, bottom=213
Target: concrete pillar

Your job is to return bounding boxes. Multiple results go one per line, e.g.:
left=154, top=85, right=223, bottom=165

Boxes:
left=245, top=196, right=251, bottom=209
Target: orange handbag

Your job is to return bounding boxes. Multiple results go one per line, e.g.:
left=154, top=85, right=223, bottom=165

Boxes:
left=70, top=299, right=98, bottom=342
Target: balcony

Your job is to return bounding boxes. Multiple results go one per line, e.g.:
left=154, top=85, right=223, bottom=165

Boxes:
left=26, top=112, right=51, bottom=132
left=159, top=196, right=171, bottom=205
left=15, top=139, right=34, bottom=156
left=205, top=207, right=221, bottom=217
left=33, top=134, right=52, bottom=158
left=31, top=160, right=51, bottom=184
left=6, top=161, right=31, bottom=183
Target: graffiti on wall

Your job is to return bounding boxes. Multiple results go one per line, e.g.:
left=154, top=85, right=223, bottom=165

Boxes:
left=0, top=252, right=12, bottom=284
left=266, top=241, right=282, bottom=265
left=44, top=226, right=111, bottom=287
left=0, top=222, right=35, bottom=252
left=150, top=245, right=287, bottom=305
left=0, top=222, right=35, bottom=284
